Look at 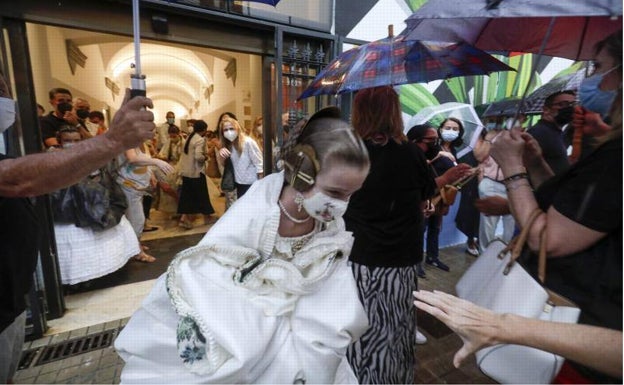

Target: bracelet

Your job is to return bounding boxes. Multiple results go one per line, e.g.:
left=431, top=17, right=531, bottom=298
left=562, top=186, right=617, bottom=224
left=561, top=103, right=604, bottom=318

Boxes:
left=503, top=172, right=528, bottom=183
left=505, top=180, right=532, bottom=192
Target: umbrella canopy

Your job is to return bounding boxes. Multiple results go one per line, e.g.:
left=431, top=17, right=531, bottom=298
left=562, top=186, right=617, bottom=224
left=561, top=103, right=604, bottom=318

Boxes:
left=482, top=98, right=522, bottom=117
left=522, top=69, right=585, bottom=114
left=403, top=0, right=622, bottom=61
left=405, top=102, right=484, bottom=159
left=298, top=35, right=514, bottom=99
left=242, top=0, right=281, bottom=5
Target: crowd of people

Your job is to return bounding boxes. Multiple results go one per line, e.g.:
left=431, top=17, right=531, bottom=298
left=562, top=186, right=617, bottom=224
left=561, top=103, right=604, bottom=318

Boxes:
left=0, top=25, right=621, bottom=385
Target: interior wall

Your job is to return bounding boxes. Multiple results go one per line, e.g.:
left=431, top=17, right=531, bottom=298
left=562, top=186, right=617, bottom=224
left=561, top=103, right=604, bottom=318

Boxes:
left=25, top=23, right=263, bottom=132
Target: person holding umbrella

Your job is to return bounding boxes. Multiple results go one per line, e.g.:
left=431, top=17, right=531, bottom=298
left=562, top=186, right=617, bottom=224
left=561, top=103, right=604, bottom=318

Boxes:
left=572, top=30, right=622, bottom=161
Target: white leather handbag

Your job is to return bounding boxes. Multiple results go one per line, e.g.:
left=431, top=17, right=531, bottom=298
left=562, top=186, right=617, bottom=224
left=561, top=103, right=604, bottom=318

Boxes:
left=456, top=209, right=581, bottom=384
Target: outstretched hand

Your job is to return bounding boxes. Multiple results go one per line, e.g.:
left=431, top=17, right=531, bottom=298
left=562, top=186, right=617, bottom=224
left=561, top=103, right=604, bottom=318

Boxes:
left=413, top=290, right=504, bottom=368
left=106, top=89, right=156, bottom=150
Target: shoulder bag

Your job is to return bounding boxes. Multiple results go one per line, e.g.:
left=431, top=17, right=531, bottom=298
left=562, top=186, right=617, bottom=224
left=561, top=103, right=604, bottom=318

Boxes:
left=456, top=208, right=581, bottom=384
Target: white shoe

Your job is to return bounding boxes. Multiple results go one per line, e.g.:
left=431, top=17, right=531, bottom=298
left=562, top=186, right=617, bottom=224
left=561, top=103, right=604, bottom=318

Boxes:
left=416, top=330, right=428, bottom=345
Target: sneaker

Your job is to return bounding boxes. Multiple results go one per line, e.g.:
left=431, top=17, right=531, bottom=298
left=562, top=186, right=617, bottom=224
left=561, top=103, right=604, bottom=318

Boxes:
left=417, top=264, right=426, bottom=279
left=426, top=257, right=450, bottom=272
left=416, top=329, right=428, bottom=345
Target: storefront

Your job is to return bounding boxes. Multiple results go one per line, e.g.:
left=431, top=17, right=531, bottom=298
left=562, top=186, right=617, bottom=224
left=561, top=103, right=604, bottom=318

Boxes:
left=0, top=0, right=365, bottom=338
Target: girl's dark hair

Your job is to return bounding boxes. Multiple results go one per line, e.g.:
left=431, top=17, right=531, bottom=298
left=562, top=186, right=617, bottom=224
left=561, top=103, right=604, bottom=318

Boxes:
left=184, top=120, right=207, bottom=154
left=406, top=122, right=435, bottom=142
left=438, top=117, right=465, bottom=148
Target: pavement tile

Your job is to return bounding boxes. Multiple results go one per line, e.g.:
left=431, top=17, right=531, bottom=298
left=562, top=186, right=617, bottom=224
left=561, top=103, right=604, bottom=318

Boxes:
left=87, top=322, right=105, bottom=334
left=33, top=371, right=58, bottom=384
left=50, top=331, right=71, bottom=344
left=55, top=365, right=84, bottom=382
left=13, top=365, right=42, bottom=380
left=68, top=326, right=90, bottom=339
left=29, top=335, right=52, bottom=349
left=94, top=365, right=117, bottom=384
left=60, top=354, right=84, bottom=368
left=103, top=320, right=122, bottom=330
left=38, top=360, right=64, bottom=375
left=14, top=376, right=36, bottom=384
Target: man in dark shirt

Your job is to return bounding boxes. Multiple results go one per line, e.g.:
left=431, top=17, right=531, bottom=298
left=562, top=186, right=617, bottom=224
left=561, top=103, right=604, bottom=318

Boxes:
left=0, top=70, right=156, bottom=383
left=528, top=90, right=576, bottom=176
left=39, top=88, right=90, bottom=149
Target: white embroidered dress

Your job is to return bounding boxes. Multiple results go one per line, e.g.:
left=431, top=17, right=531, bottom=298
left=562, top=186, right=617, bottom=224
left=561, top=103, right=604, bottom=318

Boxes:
left=114, top=172, right=368, bottom=384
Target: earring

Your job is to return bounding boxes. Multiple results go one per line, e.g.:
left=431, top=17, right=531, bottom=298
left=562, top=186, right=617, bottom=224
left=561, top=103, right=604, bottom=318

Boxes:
left=294, top=192, right=305, bottom=212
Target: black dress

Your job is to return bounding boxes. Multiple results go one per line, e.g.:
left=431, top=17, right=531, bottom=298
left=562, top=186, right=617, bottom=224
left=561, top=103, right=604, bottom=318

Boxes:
left=454, top=151, right=480, bottom=240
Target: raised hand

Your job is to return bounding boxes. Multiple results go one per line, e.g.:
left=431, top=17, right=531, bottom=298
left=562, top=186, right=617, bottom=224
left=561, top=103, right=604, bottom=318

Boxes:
left=413, top=290, right=504, bottom=368
left=105, top=88, right=156, bottom=150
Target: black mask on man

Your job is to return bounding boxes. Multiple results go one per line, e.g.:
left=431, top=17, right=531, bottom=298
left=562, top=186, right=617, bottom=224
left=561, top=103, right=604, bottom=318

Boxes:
left=76, top=109, right=89, bottom=119
left=554, top=106, right=574, bottom=126
left=57, top=102, right=73, bottom=115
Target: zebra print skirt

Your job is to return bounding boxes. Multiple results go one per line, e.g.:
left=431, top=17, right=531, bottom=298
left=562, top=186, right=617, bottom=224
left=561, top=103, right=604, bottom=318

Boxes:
left=346, top=263, right=419, bottom=384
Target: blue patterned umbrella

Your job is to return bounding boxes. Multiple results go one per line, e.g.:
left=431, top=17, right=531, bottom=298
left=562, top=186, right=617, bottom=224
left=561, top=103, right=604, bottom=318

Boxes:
left=298, top=35, right=514, bottom=99
left=242, top=0, right=280, bottom=5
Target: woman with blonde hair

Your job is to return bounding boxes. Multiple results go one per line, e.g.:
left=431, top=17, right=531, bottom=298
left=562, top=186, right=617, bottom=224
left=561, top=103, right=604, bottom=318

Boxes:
left=217, top=116, right=263, bottom=203
left=115, top=108, right=372, bottom=383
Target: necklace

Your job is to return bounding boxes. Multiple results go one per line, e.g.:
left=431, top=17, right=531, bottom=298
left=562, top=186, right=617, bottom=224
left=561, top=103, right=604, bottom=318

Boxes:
left=278, top=199, right=311, bottom=224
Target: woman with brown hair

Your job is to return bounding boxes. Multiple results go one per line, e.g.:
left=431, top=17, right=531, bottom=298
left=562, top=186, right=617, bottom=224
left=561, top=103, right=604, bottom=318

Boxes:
left=344, top=86, right=436, bottom=384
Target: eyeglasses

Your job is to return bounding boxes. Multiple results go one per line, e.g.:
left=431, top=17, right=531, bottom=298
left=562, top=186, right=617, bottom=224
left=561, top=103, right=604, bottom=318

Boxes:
left=549, top=100, right=577, bottom=109
left=420, top=137, right=441, bottom=145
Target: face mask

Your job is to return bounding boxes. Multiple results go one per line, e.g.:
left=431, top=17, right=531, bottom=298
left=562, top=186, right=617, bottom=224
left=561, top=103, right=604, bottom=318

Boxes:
left=57, top=102, right=73, bottom=115
left=424, top=143, right=441, bottom=160
left=554, top=106, right=574, bottom=126
left=167, top=118, right=175, bottom=125
left=0, top=97, right=16, bottom=133
left=256, top=125, right=263, bottom=135
left=440, top=129, right=459, bottom=142
left=579, top=69, right=618, bottom=118
left=76, top=109, right=89, bottom=119
left=223, top=129, right=238, bottom=142
left=85, top=121, right=100, bottom=132
left=302, top=191, right=349, bottom=223
left=62, top=142, right=75, bottom=149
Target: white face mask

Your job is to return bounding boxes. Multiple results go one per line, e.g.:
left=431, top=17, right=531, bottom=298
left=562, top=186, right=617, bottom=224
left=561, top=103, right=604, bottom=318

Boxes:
left=62, top=142, right=76, bottom=149
left=223, top=129, right=238, bottom=142
left=440, top=129, right=459, bottom=142
left=0, top=97, right=16, bottom=133
left=85, top=121, right=100, bottom=133
left=302, top=191, right=349, bottom=223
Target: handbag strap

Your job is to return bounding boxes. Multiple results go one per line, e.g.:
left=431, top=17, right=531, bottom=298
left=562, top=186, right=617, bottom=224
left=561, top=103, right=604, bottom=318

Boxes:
left=500, top=208, right=544, bottom=273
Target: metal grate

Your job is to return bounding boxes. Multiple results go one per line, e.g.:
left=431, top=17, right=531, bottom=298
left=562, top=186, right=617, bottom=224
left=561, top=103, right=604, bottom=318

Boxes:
left=18, top=348, right=38, bottom=370
left=31, top=328, right=120, bottom=367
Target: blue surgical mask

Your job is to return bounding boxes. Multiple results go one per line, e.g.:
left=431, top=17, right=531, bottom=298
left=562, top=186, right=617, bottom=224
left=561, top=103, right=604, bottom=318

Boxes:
left=167, top=117, right=175, bottom=125
left=579, top=67, right=619, bottom=118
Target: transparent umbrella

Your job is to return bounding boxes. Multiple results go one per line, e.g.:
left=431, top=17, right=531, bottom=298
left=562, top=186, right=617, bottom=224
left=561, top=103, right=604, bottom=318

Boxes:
left=405, top=102, right=484, bottom=159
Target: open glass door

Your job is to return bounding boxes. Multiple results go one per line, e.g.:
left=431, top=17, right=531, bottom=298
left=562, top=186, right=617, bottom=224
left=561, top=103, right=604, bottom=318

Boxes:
left=0, top=17, right=65, bottom=340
